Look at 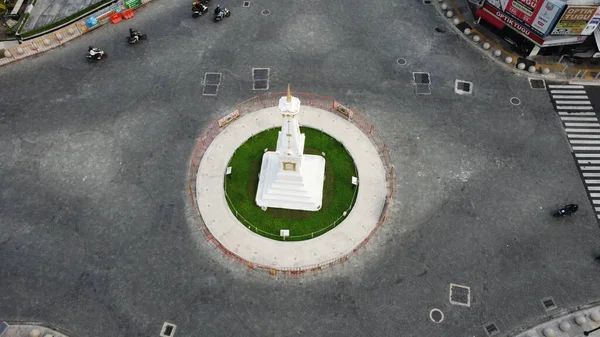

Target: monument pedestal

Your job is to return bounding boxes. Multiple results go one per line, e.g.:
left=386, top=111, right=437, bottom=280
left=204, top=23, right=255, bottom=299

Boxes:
left=256, top=152, right=325, bottom=211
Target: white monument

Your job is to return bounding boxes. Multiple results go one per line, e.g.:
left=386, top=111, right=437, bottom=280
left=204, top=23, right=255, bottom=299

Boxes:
left=255, top=85, right=326, bottom=211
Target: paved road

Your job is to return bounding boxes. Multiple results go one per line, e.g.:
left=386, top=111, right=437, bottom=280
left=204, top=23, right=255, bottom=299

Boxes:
left=2, top=1, right=600, bottom=337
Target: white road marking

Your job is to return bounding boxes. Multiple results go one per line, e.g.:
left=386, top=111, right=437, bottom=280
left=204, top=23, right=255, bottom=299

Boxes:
left=571, top=140, right=600, bottom=144
left=568, top=134, right=600, bottom=138
left=559, top=111, right=595, bottom=115
left=575, top=153, right=600, bottom=157
left=557, top=105, right=594, bottom=110
left=564, top=123, right=600, bottom=127
left=566, top=128, right=600, bottom=133
left=552, top=95, right=589, bottom=99
left=555, top=100, right=591, bottom=105
left=551, top=90, right=587, bottom=94
left=561, top=117, right=598, bottom=121
left=548, top=84, right=585, bottom=89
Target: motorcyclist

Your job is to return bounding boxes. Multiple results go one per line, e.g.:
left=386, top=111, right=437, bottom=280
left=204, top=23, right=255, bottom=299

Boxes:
left=88, top=46, right=102, bottom=57
left=192, top=1, right=206, bottom=11
left=557, top=204, right=579, bottom=216
left=214, top=4, right=223, bottom=17
left=129, top=28, right=139, bottom=38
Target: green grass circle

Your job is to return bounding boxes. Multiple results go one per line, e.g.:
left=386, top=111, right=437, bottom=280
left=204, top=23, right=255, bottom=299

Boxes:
left=224, top=127, right=358, bottom=241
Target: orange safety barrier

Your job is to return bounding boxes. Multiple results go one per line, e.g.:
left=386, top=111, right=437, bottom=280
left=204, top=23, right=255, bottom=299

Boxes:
left=110, top=13, right=122, bottom=24
left=122, top=9, right=135, bottom=19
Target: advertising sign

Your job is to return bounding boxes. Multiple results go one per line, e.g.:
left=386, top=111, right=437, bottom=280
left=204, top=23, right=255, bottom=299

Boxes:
left=531, top=0, right=565, bottom=35
left=551, top=6, right=597, bottom=35
left=503, top=0, right=565, bottom=36
left=125, top=0, right=142, bottom=9
left=483, top=1, right=545, bottom=44
left=582, top=7, right=600, bottom=35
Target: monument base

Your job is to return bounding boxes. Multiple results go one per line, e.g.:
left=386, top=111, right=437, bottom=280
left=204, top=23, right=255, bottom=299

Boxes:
left=255, top=152, right=325, bottom=211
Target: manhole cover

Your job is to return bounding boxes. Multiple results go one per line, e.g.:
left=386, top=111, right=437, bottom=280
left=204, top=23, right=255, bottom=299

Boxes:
left=449, top=283, right=471, bottom=306
left=510, top=97, right=521, bottom=105
left=415, top=84, right=431, bottom=95
left=243, top=1, right=250, bottom=7
left=484, top=322, right=499, bottom=336
left=429, top=308, right=444, bottom=323
left=253, top=80, right=269, bottom=90
left=541, top=297, right=557, bottom=311
left=413, top=72, right=431, bottom=84
left=204, top=72, right=222, bottom=85
left=529, top=78, right=546, bottom=89
left=262, top=9, right=270, bottom=15
left=252, top=68, right=270, bottom=80
left=454, top=80, right=473, bottom=95
left=202, top=84, right=219, bottom=96
left=396, top=58, right=407, bottom=65
left=160, top=322, right=177, bottom=337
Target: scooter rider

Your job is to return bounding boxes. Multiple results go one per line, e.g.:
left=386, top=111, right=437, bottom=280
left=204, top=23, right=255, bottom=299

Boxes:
left=214, top=4, right=223, bottom=18
left=192, top=1, right=206, bottom=11
left=129, top=28, right=139, bottom=38
left=88, top=46, right=102, bottom=57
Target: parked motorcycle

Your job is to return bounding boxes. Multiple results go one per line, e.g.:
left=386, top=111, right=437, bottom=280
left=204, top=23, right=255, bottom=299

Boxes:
left=86, top=46, right=107, bottom=62
left=213, top=6, right=230, bottom=22
left=553, top=204, right=579, bottom=217
left=128, top=29, right=147, bottom=44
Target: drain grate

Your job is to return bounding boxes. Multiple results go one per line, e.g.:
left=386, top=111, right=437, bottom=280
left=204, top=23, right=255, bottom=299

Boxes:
left=413, top=72, right=430, bottom=84
left=203, top=84, right=219, bottom=96
left=253, top=68, right=269, bottom=80
left=160, top=322, right=177, bottom=337
left=454, top=80, right=473, bottom=95
left=484, top=322, right=499, bottom=336
left=243, top=1, right=250, bottom=7
left=204, top=72, right=222, bottom=85
left=252, top=68, right=270, bottom=90
left=415, top=84, right=431, bottom=95
left=541, top=297, right=557, bottom=311
left=449, top=283, right=471, bottom=307
left=529, top=78, right=546, bottom=89
left=253, top=80, right=269, bottom=90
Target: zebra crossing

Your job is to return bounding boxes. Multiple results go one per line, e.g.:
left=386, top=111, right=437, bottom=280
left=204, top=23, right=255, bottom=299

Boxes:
left=548, top=84, right=600, bottom=219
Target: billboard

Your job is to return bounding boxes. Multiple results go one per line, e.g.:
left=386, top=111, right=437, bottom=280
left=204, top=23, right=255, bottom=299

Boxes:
left=551, top=6, right=598, bottom=35
left=503, top=0, right=565, bottom=35
left=582, top=7, right=600, bottom=35
left=483, top=1, right=545, bottom=44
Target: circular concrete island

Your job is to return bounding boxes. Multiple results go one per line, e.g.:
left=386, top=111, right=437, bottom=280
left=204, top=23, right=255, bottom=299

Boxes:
left=192, top=93, right=391, bottom=272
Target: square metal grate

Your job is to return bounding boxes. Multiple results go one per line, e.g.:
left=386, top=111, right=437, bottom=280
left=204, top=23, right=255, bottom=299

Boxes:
left=243, top=1, right=250, bottom=7
left=202, top=84, right=219, bottom=96
left=449, top=283, right=471, bottom=306
left=529, top=78, right=546, bottom=89
left=455, top=80, right=473, bottom=95
left=252, top=68, right=270, bottom=80
left=415, top=84, right=431, bottom=95
left=160, top=322, right=177, bottom=337
left=203, top=72, right=222, bottom=85
left=253, top=79, right=269, bottom=90
left=413, top=72, right=431, bottom=84
left=541, top=297, right=557, bottom=311
left=484, top=322, right=499, bottom=336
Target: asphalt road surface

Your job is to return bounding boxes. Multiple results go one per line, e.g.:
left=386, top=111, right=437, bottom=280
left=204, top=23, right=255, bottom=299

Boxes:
left=2, top=1, right=600, bottom=337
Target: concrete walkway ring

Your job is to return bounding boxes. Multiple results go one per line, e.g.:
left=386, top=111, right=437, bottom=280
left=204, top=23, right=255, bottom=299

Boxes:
left=193, top=97, right=390, bottom=272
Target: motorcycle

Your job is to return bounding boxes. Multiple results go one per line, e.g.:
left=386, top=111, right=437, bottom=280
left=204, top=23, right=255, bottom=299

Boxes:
left=192, top=4, right=208, bottom=17
left=86, top=48, right=107, bottom=62
left=553, top=204, right=579, bottom=217
left=128, top=30, right=147, bottom=44
left=213, top=7, right=230, bottom=22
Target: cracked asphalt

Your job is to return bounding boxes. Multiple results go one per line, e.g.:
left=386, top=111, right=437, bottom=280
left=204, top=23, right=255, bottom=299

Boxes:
left=2, top=0, right=600, bottom=336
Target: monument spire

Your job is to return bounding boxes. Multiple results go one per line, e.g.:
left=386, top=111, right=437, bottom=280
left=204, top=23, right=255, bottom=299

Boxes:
left=287, top=83, right=292, bottom=103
